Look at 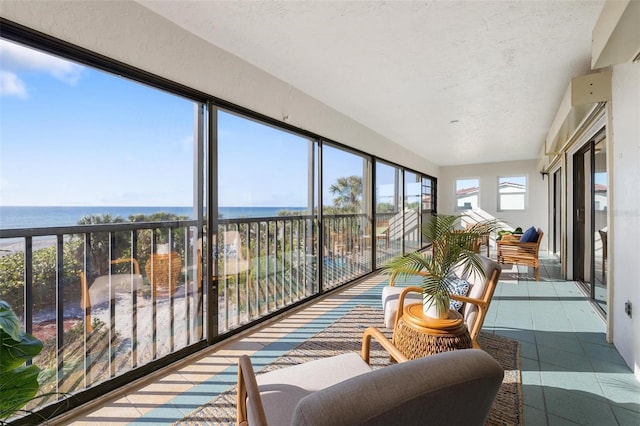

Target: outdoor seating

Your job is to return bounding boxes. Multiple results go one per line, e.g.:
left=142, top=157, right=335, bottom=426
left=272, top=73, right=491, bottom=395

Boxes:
left=465, top=222, right=491, bottom=256
left=146, top=250, right=182, bottom=295
left=327, top=231, right=347, bottom=259
left=381, top=255, right=502, bottom=349
left=80, top=258, right=144, bottom=333
left=362, top=221, right=390, bottom=250
left=197, top=231, right=252, bottom=287
left=497, top=228, right=544, bottom=280
left=217, top=230, right=252, bottom=278
left=237, top=328, right=504, bottom=426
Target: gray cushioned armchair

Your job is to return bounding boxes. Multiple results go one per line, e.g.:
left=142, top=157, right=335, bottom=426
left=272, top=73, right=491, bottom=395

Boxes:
left=237, top=327, right=504, bottom=426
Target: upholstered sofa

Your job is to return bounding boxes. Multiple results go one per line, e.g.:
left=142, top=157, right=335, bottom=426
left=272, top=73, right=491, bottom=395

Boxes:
left=237, top=340, right=504, bottom=426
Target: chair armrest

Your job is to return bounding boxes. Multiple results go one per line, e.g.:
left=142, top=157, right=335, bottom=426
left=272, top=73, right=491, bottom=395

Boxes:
left=361, top=327, right=408, bottom=364
left=497, top=239, right=538, bottom=248
left=449, top=294, right=490, bottom=348
left=497, top=242, right=539, bottom=256
left=237, top=355, right=268, bottom=426
left=111, top=257, right=141, bottom=274
left=449, top=294, right=488, bottom=310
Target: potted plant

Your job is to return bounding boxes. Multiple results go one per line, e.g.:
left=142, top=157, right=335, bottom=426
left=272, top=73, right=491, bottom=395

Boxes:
left=383, top=214, right=498, bottom=319
left=0, top=301, right=43, bottom=421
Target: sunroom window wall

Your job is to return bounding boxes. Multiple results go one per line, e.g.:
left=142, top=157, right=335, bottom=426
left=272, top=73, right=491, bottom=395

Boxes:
left=0, top=24, right=436, bottom=423
left=0, top=35, right=206, bottom=411
left=321, top=143, right=372, bottom=290
left=404, top=171, right=422, bottom=253
left=375, top=161, right=403, bottom=267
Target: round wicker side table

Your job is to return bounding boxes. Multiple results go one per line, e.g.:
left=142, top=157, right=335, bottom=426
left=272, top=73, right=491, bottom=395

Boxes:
left=393, top=304, right=472, bottom=359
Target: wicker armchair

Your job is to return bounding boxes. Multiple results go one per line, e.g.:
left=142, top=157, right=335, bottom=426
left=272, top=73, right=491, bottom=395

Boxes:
left=381, top=255, right=502, bottom=349
left=497, top=228, right=544, bottom=280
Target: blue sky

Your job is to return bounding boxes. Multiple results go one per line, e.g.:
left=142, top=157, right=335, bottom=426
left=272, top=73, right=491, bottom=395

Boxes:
left=1, top=39, right=608, bottom=209
left=0, top=39, right=371, bottom=208
left=1, top=39, right=194, bottom=206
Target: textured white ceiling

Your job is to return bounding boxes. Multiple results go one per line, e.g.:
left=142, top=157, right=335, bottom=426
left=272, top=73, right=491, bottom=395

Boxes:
left=137, top=0, right=605, bottom=166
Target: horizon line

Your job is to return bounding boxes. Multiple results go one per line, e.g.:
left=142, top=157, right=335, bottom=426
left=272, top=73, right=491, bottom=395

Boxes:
left=0, top=205, right=309, bottom=208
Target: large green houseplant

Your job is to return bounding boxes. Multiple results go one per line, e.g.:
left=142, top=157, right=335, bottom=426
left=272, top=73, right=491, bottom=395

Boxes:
left=383, top=214, right=498, bottom=319
left=0, top=300, right=43, bottom=421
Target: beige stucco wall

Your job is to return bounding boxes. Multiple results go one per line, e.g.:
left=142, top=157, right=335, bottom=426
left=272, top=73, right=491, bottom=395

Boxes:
left=610, top=60, right=640, bottom=379
left=0, top=0, right=438, bottom=178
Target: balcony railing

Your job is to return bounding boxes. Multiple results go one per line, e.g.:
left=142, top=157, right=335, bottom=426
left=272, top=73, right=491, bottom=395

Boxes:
left=0, top=220, right=202, bottom=409
left=216, top=215, right=318, bottom=332
left=1, top=211, right=413, bottom=416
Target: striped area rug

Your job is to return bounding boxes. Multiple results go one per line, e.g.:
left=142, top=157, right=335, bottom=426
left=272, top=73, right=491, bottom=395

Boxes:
left=175, top=305, right=521, bottom=425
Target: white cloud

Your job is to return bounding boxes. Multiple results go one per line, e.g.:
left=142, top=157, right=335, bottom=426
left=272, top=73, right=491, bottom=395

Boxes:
left=0, top=70, right=27, bottom=98
left=0, top=39, right=83, bottom=85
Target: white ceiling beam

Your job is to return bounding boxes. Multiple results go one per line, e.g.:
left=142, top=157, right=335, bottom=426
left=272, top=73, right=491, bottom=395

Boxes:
left=592, top=0, right=640, bottom=69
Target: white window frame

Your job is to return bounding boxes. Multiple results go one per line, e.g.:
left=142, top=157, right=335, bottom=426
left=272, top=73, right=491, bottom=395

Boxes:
left=498, top=175, right=527, bottom=211
left=455, top=177, right=480, bottom=211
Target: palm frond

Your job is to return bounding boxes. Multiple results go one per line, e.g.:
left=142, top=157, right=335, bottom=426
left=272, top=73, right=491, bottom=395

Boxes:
left=384, top=213, right=500, bottom=302
left=382, top=252, right=433, bottom=279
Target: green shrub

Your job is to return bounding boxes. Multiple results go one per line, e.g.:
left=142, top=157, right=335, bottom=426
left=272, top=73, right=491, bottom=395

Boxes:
left=0, top=244, right=82, bottom=317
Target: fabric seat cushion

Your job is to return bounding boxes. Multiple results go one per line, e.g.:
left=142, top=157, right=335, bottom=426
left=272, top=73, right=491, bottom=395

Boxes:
left=382, top=276, right=470, bottom=329
left=89, top=274, right=144, bottom=306
left=381, top=286, right=422, bottom=328
left=460, top=256, right=500, bottom=330
left=251, top=352, right=372, bottom=425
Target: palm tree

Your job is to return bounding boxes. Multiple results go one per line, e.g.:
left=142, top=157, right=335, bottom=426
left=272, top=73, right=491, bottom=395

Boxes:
left=329, top=175, right=362, bottom=213
left=382, top=214, right=499, bottom=318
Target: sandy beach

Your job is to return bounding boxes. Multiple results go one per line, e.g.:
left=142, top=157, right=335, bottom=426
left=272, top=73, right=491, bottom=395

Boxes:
left=0, top=236, right=59, bottom=257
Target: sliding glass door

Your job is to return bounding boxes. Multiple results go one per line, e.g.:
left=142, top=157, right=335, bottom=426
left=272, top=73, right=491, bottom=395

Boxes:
left=552, top=169, right=562, bottom=258
left=573, top=130, right=607, bottom=314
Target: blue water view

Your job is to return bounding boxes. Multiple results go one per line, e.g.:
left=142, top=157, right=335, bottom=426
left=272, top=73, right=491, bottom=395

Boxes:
left=0, top=206, right=307, bottom=230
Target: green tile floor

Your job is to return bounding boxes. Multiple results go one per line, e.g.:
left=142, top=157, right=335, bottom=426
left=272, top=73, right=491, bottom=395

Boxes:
left=63, top=255, right=639, bottom=426
left=485, top=257, right=640, bottom=425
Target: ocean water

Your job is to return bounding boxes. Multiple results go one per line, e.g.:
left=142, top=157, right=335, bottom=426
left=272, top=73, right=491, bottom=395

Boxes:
left=0, top=206, right=307, bottom=230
